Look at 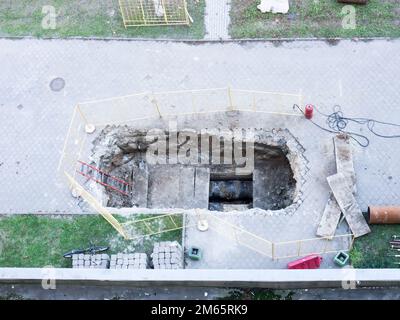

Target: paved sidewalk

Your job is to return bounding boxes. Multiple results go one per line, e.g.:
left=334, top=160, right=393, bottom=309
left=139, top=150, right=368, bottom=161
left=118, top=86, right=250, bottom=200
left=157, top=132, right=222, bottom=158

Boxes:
left=0, top=38, right=399, bottom=217
left=204, top=0, right=231, bottom=39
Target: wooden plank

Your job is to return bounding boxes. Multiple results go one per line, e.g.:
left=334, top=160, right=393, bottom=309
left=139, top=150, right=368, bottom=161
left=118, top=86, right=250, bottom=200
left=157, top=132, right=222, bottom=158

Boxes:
left=316, top=134, right=356, bottom=238
left=334, top=134, right=356, bottom=192
left=316, top=193, right=342, bottom=238
left=327, top=173, right=370, bottom=238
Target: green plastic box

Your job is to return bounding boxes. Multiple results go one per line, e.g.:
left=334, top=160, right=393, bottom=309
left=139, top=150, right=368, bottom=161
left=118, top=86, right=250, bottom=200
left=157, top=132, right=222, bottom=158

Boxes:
left=188, top=246, right=202, bottom=261
left=334, top=251, right=349, bottom=267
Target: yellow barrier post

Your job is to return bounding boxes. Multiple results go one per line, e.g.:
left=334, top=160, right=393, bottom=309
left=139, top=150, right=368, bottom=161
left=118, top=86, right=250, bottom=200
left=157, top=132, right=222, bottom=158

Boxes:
left=271, top=242, right=275, bottom=260
left=152, top=95, right=162, bottom=118
left=228, top=87, right=234, bottom=111
left=77, top=105, right=89, bottom=126
left=161, top=0, right=169, bottom=24
left=139, top=0, right=147, bottom=26
left=297, top=241, right=302, bottom=256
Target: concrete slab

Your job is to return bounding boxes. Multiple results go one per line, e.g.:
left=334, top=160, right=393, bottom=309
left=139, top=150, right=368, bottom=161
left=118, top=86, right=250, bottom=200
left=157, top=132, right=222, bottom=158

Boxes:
left=327, top=173, right=371, bottom=237
left=317, top=134, right=359, bottom=238
left=316, top=193, right=342, bottom=238
left=334, top=134, right=356, bottom=191
left=4, top=267, right=400, bottom=289
left=179, top=167, right=196, bottom=209
left=148, top=166, right=196, bottom=209
left=147, top=165, right=209, bottom=209
left=131, top=161, right=149, bottom=207
left=193, top=167, right=210, bottom=209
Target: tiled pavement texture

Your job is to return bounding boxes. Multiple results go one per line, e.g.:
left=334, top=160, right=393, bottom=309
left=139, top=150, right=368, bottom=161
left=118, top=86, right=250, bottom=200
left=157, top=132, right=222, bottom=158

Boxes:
left=204, top=0, right=231, bottom=40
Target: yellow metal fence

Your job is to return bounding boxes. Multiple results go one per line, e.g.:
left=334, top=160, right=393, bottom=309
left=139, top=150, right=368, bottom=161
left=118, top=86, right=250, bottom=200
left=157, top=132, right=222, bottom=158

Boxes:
left=195, top=212, right=353, bottom=260
left=119, top=0, right=190, bottom=27
left=56, top=87, right=355, bottom=260
left=58, top=87, right=303, bottom=176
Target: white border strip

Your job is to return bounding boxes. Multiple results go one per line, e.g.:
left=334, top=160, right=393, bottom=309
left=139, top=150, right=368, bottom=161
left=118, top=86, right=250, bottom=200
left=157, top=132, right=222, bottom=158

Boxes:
left=0, top=268, right=399, bottom=289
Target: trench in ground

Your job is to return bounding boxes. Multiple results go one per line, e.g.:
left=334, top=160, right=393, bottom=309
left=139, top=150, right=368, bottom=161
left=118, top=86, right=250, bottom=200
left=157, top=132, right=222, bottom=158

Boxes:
left=90, top=127, right=297, bottom=212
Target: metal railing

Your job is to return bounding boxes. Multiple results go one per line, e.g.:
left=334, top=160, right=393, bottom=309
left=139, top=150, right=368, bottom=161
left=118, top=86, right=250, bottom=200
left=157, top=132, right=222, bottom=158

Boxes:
left=58, top=87, right=303, bottom=177
left=119, top=0, right=190, bottom=27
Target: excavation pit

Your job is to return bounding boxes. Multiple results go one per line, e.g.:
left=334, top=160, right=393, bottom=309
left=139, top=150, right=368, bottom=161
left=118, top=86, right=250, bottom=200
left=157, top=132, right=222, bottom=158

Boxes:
left=89, top=126, right=303, bottom=213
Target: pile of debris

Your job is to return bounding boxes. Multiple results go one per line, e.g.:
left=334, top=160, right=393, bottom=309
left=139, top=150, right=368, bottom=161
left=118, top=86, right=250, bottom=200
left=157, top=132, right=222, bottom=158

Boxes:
left=151, top=241, right=183, bottom=269
left=317, top=134, right=371, bottom=238
left=71, top=254, right=110, bottom=269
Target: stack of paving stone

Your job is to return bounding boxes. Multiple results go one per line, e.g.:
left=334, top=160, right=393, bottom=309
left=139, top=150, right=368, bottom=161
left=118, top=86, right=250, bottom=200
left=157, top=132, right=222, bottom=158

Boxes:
left=151, top=241, right=183, bottom=269
left=72, top=254, right=110, bottom=269
left=109, top=253, right=148, bottom=269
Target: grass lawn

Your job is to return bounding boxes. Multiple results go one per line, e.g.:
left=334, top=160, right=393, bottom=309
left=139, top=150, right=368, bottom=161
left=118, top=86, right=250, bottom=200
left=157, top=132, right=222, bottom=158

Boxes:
left=0, top=0, right=205, bottom=39
left=230, top=0, right=400, bottom=38
left=350, top=225, right=400, bottom=268
left=0, top=214, right=182, bottom=268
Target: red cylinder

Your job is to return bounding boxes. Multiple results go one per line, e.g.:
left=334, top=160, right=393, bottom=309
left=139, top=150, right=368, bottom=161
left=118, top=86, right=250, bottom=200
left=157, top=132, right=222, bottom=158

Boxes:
left=305, top=104, right=314, bottom=119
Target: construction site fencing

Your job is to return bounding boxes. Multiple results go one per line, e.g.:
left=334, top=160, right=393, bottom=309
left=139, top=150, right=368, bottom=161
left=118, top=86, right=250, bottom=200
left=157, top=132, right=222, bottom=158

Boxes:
left=56, top=87, right=356, bottom=261
left=196, top=212, right=353, bottom=260
left=119, top=0, right=190, bottom=27
left=58, top=87, right=302, bottom=178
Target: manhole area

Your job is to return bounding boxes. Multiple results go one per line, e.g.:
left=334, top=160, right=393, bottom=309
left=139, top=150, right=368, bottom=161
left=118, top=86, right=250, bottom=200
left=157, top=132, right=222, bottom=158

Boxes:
left=50, top=77, right=65, bottom=92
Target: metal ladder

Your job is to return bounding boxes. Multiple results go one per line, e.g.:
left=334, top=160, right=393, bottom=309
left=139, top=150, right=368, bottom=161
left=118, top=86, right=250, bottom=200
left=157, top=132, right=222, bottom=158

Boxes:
left=76, top=160, right=131, bottom=196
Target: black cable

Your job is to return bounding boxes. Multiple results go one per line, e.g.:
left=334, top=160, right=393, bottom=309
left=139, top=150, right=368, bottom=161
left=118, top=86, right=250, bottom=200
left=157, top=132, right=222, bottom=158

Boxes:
left=293, top=104, right=400, bottom=148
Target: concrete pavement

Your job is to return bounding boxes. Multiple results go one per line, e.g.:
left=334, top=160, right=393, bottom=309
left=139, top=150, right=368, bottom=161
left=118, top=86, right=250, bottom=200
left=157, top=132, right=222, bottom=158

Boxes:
left=1, top=38, right=399, bottom=214
left=0, top=38, right=400, bottom=269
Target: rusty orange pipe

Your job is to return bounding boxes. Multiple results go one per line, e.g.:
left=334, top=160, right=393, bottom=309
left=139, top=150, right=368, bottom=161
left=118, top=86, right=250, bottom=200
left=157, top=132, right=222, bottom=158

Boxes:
left=368, top=206, right=400, bottom=224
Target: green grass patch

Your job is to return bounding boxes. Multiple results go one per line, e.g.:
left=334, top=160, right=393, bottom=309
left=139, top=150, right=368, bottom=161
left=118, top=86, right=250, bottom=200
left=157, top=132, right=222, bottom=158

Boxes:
left=350, top=225, right=400, bottom=268
left=0, top=214, right=182, bottom=268
left=0, top=0, right=205, bottom=39
left=230, top=0, right=400, bottom=38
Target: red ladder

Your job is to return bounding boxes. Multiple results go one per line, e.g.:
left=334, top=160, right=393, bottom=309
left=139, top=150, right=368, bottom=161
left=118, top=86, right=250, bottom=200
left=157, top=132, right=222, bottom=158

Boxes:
left=76, top=160, right=131, bottom=196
